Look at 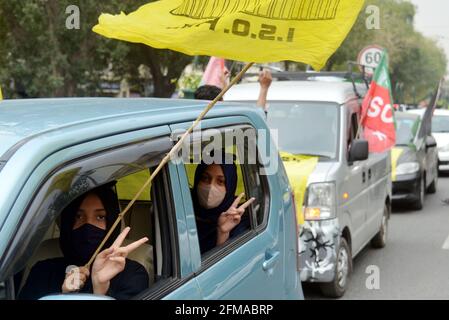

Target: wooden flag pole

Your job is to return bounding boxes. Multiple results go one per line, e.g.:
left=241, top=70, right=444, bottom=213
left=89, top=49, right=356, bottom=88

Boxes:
left=85, top=62, right=255, bottom=268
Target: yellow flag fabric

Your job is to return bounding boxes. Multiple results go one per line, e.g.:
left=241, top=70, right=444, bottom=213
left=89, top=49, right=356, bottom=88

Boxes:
left=280, top=152, right=319, bottom=225
left=0, top=86, right=3, bottom=100
left=93, top=0, right=365, bottom=70
left=116, top=170, right=152, bottom=201
left=391, top=147, right=404, bottom=182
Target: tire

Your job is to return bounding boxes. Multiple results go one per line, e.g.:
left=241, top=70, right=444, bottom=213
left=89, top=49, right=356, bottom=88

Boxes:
left=427, top=167, right=438, bottom=194
left=371, top=204, right=389, bottom=248
left=412, top=176, right=425, bottom=211
left=320, top=238, right=351, bottom=298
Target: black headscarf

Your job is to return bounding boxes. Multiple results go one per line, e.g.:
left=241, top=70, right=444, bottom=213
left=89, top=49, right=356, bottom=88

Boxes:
left=59, top=183, right=121, bottom=266
left=192, top=154, right=249, bottom=253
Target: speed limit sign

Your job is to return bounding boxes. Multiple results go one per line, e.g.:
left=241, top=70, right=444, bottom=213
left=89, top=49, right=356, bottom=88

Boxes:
left=357, top=45, right=384, bottom=75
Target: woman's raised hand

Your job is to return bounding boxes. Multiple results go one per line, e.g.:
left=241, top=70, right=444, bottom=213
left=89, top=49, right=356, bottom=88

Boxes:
left=91, top=227, right=148, bottom=295
left=217, top=193, right=255, bottom=245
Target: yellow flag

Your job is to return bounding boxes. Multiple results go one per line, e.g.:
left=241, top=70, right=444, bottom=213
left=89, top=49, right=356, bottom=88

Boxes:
left=93, top=0, right=364, bottom=70
left=280, top=152, right=319, bottom=225
left=0, top=86, right=3, bottom=100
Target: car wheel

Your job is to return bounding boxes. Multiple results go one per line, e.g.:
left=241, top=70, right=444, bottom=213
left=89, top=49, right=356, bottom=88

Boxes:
left=412, top=176, right=425, bottom=211
left=320, top=238, right=351, bottom=298
left=427, top=167, right=438, bottom=194
left=371, top=204, right=389, bottom=248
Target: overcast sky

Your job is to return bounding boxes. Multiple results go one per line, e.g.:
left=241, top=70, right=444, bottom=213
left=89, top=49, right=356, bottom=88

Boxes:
left=410, top=0, right=449, bottom=72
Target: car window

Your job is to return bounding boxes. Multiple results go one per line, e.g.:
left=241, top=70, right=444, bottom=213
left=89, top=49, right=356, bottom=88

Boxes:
left=396, top=116, right=420, bottom=146
left=347, top=112, right=359, bottom=146
left=2, top=136, right=179, bottom=300
left=180, top=125, right=269, bottom=260
left=266, top=102, right=340, bottom=160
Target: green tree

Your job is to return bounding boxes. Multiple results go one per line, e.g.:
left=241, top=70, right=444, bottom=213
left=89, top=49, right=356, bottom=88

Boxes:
left=327, top=0, right=447, bottom=104
left=0, top=0, right=193, bottom=98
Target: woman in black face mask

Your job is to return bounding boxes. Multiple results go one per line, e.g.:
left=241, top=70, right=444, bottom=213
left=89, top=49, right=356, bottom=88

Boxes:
left=19, top=184, right=149, bottom=300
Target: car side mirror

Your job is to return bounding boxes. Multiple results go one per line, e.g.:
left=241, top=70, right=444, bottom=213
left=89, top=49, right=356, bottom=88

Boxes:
left=349, top=139, right=369, bottom=163
left=39, top=293, right=115, bottom=300
left=426, top=136, right=437, bottom=149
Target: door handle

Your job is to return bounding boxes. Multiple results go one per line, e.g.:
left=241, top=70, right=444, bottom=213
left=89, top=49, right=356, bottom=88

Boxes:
left=362, top=171, right=366, bottom=183
left=262, top=251, right=280, bottom=271
left=368, top=169, right=372, bottom=180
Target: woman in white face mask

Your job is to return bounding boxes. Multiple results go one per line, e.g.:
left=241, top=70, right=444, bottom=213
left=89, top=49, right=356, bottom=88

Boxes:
left=193, top=154, right=255, bottom=254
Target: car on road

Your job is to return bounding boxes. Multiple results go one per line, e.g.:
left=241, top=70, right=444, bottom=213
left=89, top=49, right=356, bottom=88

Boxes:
left=392, top=111, right=438, bottom=209
left=0, top=98, right=303, bottom=300
left=225, top=79, right=392, bottom=297
left=430, top=109, right=449, bottom=173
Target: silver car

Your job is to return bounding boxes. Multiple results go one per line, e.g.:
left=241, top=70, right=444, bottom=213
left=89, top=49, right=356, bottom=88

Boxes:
left=226, top=79, right=392, bottom=297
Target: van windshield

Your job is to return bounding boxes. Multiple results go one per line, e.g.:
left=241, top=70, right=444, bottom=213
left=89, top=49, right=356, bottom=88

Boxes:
left=266, top=102, right=339, bottom=159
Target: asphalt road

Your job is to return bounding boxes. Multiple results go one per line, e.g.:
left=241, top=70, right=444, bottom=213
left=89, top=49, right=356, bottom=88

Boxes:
left=304, top=173, right=449, bottom=300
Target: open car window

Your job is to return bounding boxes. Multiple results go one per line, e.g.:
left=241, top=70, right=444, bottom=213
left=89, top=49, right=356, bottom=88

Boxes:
left=0, top=136, right=179, bottom=300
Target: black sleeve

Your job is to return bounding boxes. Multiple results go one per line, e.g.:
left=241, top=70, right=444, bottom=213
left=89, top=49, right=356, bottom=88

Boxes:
left=110, top=260, right=149, bottom=300
left=18, top=260, right=61, bottom=300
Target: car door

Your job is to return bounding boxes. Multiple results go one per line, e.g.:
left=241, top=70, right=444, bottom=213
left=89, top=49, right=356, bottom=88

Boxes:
left=424, top=134, right=438, bottom=188
left=170, top=118, right=292, bottom=299
left=341, top=109, right=370, bottom=255
left=364, top=151, right=389, bottom=239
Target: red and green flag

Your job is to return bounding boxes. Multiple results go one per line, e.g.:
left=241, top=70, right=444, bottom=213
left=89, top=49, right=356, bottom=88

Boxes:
left=361, top=50, right=396, bottom=153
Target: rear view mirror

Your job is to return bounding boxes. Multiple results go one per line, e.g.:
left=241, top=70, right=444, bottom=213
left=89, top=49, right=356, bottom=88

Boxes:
left=426, top=136, right=437, bottom=149
left=349, top=139, right=369, bottom=163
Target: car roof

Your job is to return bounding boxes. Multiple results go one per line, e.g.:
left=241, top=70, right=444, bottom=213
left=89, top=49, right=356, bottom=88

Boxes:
left=406, top=108, right=425, bottom=117
left=396, top=111, right=420, bottom=120
left=406, top=108, right=449, bottom=118
left=224, top=80, right=366, bottom=104
left=0, top=98, right=253, bottom=158
left=433, top=109, right=449, bottom=116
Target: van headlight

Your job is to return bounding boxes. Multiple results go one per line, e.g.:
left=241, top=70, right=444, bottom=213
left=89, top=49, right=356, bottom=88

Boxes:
left=304, top=182, right=336, bottom=221
left=396, top=162, right=420, bottom=175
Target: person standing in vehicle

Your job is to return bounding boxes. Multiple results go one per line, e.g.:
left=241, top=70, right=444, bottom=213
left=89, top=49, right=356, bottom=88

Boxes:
left=194, top=69, right=273, bottom=115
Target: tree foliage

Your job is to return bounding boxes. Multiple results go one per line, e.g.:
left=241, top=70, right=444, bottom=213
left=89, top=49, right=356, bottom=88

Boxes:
left=328, top=0, right=447, bottom=104
left=0, top=0, right=193, bottom=98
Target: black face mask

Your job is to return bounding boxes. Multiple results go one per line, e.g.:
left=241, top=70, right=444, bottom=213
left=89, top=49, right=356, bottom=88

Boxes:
left=68, top=224, right=106, bottom=265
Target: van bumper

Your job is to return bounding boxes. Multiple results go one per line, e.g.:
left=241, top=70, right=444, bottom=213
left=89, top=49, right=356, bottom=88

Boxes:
left=438, top=152, right=449, bottom=171
left=392, top=173, right=420, bottom=202
left=298, top=219, right=340, bottom=283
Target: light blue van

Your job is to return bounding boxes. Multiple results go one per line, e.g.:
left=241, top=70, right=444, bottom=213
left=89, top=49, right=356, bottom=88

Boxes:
left=0, top=98, right=303, bottom=300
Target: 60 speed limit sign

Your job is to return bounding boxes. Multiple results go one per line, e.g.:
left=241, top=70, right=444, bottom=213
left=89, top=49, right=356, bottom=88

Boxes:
left=357, top=45, right=384, bottom=75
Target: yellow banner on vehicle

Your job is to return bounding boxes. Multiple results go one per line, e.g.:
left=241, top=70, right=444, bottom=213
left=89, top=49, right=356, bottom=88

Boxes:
left=280, top=152, right=318, bottom=225
left=391, top=147, right=404, bottom=182
left=93, top=0, right=365, bottom=70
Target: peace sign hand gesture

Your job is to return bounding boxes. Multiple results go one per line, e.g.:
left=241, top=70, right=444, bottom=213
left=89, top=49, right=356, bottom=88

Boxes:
left=91, top=227, right=148, bottom=295
left=217, top=193, right=255, bottom=245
